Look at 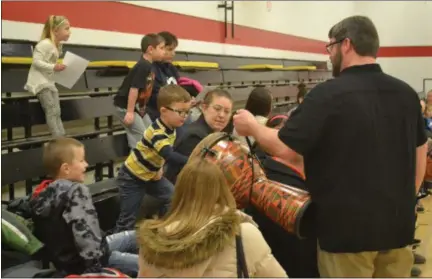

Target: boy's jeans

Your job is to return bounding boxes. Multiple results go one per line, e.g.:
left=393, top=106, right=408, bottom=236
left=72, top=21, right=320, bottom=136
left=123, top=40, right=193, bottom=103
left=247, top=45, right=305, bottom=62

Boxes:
left=106, top=230, right=139, bottom=277
left=114, top=107, right=152, bottom=149
left=114, top=167, right=174, bottom=233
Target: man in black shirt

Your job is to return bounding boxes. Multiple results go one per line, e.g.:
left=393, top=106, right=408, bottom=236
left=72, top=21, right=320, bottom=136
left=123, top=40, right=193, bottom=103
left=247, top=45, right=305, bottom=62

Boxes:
left=234, top=15, right=427, bottom=278
left=114, top=34, right=165, bottom=149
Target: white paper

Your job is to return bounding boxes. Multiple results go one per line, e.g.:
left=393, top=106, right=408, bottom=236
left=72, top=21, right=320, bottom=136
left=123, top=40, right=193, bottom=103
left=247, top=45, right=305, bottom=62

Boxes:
left=54, top=51, right=89, bottom=89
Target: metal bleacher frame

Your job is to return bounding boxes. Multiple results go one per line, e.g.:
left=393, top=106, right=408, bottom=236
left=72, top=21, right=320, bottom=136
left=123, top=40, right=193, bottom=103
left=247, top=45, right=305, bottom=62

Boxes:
left=1, top=38, right=332, bottom=201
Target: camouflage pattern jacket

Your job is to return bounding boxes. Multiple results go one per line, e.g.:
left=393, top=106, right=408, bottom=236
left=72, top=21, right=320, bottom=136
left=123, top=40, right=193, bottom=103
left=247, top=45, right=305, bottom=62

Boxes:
left=29, top=179, right=109, bottom=275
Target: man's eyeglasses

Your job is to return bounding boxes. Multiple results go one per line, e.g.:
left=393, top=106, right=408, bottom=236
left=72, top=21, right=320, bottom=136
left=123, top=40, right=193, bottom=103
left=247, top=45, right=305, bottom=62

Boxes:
left=165, top=107, right=190, bottom=117
left=326, top=38, right=346, bottom=53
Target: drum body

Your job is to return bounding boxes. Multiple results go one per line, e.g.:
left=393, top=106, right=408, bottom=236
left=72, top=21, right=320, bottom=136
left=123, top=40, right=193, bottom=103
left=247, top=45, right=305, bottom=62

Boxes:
left=203, top=135, right=315, bottom=238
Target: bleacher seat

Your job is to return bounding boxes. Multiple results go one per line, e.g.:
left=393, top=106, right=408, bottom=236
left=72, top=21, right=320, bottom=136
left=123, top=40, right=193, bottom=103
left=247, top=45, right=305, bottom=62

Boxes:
left=238, top=64, right=284, bottom=70
left=282, top=65, right=317, bottom=71
left=1, top=57, right=32, bottom=65
left=88, top=60, right=136, bottom=69
left=1, top=134, right=129, bottom=230
left=1, top=41, right=33, bottom=57
left=173, top=61, right=219, bottom=70
left=1, top=96, right=121, bottom=150
left=182, top=71, right=224, bottom=85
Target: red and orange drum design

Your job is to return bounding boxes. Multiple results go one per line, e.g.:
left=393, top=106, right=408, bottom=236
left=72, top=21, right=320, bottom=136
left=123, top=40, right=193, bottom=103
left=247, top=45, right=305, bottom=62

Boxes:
left=203, top=135, right=314, bottom=239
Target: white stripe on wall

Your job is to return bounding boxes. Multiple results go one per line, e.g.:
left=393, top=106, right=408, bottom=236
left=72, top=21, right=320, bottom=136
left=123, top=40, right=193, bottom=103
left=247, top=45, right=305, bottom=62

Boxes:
left=2, top=20, right=328, bottom=62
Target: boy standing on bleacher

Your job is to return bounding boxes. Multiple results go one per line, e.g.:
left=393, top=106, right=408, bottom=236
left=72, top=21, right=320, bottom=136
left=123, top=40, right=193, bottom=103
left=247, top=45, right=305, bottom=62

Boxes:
left=113, top=33, right=166, bottom=149
left=114, top=84, right=190, bottom=233
left=29, top=138, right=139, bottom=277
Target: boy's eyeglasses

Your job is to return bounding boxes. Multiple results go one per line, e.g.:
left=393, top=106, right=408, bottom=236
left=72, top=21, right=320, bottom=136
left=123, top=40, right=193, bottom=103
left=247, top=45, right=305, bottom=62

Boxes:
left=165, top=107, right=190, bottom=117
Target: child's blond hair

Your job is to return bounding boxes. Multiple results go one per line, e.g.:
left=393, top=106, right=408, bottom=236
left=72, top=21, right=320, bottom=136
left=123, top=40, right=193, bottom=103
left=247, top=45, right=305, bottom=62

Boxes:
left=41, top=15, right=68, bottom=50
left=157, top=84, right=191, bottom=110
left=43, top=137, right=83, bottom=177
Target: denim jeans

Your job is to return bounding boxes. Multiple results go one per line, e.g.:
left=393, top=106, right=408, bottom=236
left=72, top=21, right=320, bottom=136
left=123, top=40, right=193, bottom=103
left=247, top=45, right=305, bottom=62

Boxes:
left=106, top=230, right=139, bottom=277
left=114, top=106, right=152, bottom=149
left=114, top=167, right=174, bottom=233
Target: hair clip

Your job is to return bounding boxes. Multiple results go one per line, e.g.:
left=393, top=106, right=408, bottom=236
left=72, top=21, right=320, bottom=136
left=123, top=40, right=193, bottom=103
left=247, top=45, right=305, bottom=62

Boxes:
left=201, top=146, right=217, bottom=157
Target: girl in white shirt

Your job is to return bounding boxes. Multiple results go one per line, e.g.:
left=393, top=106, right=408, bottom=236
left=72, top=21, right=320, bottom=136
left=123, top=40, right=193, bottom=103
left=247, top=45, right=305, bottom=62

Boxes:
left=25, top=15, right=71, bottom=137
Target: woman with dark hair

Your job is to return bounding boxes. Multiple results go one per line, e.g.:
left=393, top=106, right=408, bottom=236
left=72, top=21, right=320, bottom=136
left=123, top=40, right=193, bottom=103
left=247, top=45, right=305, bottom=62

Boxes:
left=287, top=83, right=308, bottom=117
left=253, top=114, right=288, bottom=162
left=232, top=87, right=273, bottom=145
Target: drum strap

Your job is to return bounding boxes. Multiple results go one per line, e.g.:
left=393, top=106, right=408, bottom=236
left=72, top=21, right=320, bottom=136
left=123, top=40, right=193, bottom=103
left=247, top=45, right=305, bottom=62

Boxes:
left=245, top=136, right=257, bottom=205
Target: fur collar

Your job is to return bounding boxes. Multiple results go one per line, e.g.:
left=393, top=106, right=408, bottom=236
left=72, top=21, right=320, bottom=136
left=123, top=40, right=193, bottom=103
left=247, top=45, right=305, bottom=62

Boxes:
left=138, top=210, right=250, bottom=270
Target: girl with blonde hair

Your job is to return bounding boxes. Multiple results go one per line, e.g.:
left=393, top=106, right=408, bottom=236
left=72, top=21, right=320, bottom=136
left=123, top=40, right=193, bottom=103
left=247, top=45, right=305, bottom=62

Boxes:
left=25, top=15, right=71, bottom=137
left=137, top=156, right=286, bottom=277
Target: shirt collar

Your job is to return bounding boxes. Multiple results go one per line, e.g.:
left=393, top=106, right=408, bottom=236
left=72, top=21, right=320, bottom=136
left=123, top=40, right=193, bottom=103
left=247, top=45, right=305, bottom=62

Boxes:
left=340, top=63, right=382, bottom=76
left=156, top=118, right=174, bottom=134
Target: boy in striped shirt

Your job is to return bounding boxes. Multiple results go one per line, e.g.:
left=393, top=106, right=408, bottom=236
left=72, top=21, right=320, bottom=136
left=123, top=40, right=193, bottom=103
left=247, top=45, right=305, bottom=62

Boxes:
left=114, top=84, right=191, bottom=232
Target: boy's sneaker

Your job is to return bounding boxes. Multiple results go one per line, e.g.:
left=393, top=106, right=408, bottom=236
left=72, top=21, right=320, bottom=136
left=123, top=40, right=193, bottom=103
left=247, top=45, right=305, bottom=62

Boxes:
left=414, top=252, right=426, bottom=264
left=411, top=266, right=422, bottom=277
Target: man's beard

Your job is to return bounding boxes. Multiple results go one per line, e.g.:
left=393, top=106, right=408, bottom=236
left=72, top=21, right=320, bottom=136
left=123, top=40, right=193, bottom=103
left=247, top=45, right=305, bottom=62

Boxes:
left=331, top=49, right=342, bottom=77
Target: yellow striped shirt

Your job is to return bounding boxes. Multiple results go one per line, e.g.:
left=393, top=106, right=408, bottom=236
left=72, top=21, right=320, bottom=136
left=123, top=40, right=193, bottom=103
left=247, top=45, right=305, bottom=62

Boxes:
left=124, top=119, right=176, bottom=181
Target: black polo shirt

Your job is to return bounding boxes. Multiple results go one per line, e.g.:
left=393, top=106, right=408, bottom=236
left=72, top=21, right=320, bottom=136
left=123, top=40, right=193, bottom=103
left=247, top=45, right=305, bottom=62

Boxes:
left=113, top=57, right=154, bottom=110
left=165, top=115, right=214, bottom=183
left=278, top=64, right=427, bottom=253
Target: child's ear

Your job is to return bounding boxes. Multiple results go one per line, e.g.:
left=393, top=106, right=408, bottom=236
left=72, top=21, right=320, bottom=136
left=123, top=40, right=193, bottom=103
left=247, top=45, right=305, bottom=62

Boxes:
left=59, top=162, right=69, bottom=175
left=160, top=107, right=167, bottom=113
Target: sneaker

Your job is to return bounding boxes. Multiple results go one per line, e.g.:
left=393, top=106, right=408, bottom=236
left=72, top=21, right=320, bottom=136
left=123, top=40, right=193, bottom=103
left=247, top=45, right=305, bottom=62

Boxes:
left=411, top=266, right=422, bottom=277
left=413, top=238, right=421, bottom=245
left=414, top=252, right=426, bottom=264
left=417, top=204, right=425, bottom=213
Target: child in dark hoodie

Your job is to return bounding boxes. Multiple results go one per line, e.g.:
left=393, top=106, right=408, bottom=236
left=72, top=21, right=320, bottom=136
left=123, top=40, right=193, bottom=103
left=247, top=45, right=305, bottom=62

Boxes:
left=147, top=31, right=181, bottom=122
left=29, top=137, right=139, bottom=277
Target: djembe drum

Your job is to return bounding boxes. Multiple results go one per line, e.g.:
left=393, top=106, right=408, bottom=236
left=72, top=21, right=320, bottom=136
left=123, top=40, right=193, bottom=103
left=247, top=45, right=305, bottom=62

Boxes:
left=201, top=133, right=315, bottom=239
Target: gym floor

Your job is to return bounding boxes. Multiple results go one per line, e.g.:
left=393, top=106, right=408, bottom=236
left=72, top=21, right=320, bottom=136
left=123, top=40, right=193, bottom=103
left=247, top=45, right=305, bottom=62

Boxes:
left=417, top=195, right=432, bottom=277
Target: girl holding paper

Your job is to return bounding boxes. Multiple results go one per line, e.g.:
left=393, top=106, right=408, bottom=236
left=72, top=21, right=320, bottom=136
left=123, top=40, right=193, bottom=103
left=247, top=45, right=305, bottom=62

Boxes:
left=25, top=15, right=70, bottom=137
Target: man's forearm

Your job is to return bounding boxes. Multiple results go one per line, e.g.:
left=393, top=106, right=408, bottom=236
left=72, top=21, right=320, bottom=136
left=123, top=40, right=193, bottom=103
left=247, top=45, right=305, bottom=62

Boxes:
left=127, top=89, right=139, bottom=113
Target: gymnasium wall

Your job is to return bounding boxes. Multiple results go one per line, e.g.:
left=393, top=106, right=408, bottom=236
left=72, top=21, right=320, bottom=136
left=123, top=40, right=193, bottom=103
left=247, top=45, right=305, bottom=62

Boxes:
left=354, top=1, right=432, bottom=94
left=2, top=1, right=431, bottom=92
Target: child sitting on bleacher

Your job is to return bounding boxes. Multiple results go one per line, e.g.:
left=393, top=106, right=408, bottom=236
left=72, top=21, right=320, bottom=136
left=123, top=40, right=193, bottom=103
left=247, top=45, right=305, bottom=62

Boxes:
left=29, top=137, right=139, bottom=277
left=113, top=33, right=166, bottom=149
left=114, top=84, right=191, bottom=233
left=25, top=15, right=70, bottom=137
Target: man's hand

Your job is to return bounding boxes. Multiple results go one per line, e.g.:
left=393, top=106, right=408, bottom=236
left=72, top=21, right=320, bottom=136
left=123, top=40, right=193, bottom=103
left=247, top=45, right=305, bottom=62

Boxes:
left=233, top=109, right=258, bottom=137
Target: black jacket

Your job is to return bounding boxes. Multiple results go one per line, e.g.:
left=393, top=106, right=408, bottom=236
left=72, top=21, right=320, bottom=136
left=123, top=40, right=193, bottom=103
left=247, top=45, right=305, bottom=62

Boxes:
left=246, top=157, right=319, bottom=278
left=165, top=115, right=213, bottom=183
